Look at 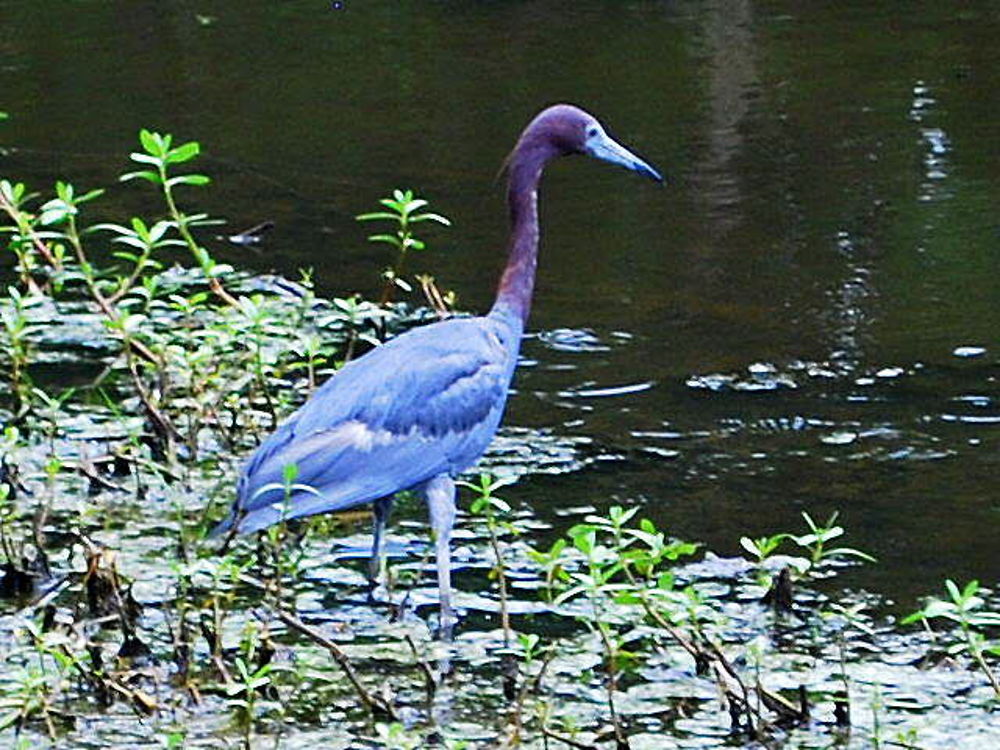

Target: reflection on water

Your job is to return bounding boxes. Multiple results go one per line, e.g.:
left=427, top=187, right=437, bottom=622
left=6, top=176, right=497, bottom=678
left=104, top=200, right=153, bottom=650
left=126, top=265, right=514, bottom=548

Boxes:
left=689, top=0, right=758, bottom=234
left=2, top=0, right=1000, bottom=606
left=912, top=80, right=954, bottom=205
left=825, top=236, right=875, bottom=375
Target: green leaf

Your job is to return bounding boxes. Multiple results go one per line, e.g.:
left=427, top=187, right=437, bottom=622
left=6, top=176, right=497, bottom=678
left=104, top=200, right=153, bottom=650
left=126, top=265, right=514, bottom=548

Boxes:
left=168, top=141, right=200, bottom=164
left=112, top=236, right=151, bottom=250
left=668, top=540, right=700, bottom=559
left=38, top=199, right=74, bottom=225
left=90, top=222, right=134, bottom=235
left=181, top=212, right=213, bottom=224
left=573, top=533, right=596, bottom=556
left=250, top=481, right=322, bottom=504
left=798, top=512, right=816, bottom=534
left=552, top=584, right=589, bottom=607
left=793, top=526, right=844, bottom=547
left=613, top=589, right=644, bottom=605
left=0, top=709, right=23, bottom=732
left=130, top=216, right=149, bottom=237
left=488, top=496, right=511, bottom=514
left=825, top=546, right=877, bottom=563
left=0, top=180, right=29, bottom=205
left=945, top=579, right=963, bottom=604
left=129, top=151, right=162, bottom=166
left=740, top=537, right=762, bottom=557
left=402, top=198, right=428, bottom=213
left=166, top=174, right=210, bottom=188
left=924, top=599, right=959, bottom=620
left=540, top=538, right=566, bottom=561
left=518, top=632, right=540, bottom=654
left=139, top=128, right=160, bottom=154
left=78, top=187, right=105, bottom=204
left=120, top=170, right=161, bottom=184
left=147, top=221, right=172, bottom=243
left=355, top=212, right=400, bottom=222
left=367, top=233, right=401, bottom=247
left=410, top=212, right=452, bottom=226
left=961, top=579, right=981, bottom=601
left=568, top=523, right=598, bottom=539
left=624, top=528, right=662, bottom=549
left=609, top=505, right=639, bottom=526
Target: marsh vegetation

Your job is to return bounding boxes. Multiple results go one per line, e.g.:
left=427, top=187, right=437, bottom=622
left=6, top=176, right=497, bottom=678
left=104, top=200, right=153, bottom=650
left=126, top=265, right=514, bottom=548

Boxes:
left=1, top=132, right=998, bottom=748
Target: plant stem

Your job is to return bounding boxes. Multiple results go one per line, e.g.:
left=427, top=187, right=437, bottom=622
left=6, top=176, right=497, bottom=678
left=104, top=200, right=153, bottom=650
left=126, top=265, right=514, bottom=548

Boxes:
left=962, top=624, right=1000, bottom=699
left=273, top=607, right=397, bottom=720
left=158, top=168, right=240, bottom=308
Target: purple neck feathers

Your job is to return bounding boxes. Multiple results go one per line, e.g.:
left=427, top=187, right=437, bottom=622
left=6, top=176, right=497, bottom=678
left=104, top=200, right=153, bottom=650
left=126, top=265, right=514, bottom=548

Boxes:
left=491, top=143, right=558, bottom=323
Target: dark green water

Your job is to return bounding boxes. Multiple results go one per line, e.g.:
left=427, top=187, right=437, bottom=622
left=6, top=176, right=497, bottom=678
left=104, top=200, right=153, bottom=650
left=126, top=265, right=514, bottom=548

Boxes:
left=3, top=0, right=999, bottom=606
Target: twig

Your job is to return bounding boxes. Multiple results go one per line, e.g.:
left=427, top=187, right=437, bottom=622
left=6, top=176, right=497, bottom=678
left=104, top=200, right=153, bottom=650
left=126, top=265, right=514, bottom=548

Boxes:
left=417, top=274, right=451, bottom=318
left=392, top=542, right=435, bottom=620
left=487, top=528, right=513, bottom=648
left=594, top=623, right=628, bottom=749
left=539, top=727, right=598, bottom=749
left=632, top=582, right=780, bottom=738
left=273, top=606, right=396, bottom=720
left=501, top=648, right=555, bottom=749
left=403, top=633, right=437, bottom=704
left=0, top=189, right=61, bottom=269
left=160, top=184, right=240, bottom=309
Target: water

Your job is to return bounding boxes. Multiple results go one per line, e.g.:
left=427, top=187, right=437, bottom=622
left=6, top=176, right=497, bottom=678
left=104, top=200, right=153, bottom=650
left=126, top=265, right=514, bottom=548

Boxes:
left=3, top=0, right=1000, bottom=610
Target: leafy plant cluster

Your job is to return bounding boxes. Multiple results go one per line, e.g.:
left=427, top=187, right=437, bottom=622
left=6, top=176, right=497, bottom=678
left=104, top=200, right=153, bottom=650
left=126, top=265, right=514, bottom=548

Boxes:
left=0, top=125, right=997, bottom=749
left=439, top=485, right=1000, bottom=749
left=0, top=126, right=456, bottom=744
left=1, top=130, right=452, bottom=466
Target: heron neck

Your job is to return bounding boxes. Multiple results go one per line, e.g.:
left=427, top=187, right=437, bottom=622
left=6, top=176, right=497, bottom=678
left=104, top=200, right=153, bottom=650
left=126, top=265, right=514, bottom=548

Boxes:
left=491, top=146, right=552, bottom=323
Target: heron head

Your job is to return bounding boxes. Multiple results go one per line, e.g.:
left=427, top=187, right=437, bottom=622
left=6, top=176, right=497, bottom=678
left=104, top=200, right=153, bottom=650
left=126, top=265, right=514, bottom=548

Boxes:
left=518, top=104, right=663, bottom=183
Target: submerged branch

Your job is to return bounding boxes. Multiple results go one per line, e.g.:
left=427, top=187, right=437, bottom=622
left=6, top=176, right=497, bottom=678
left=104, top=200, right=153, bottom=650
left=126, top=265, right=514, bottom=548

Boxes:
left=273, top=607, right=397, bottom=721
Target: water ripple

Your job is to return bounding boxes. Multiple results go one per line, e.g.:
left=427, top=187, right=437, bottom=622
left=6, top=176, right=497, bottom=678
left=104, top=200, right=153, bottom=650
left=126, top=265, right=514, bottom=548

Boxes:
left=558, top=381, right=655, bottom=399
left=535, top=327, right=611, bottom=353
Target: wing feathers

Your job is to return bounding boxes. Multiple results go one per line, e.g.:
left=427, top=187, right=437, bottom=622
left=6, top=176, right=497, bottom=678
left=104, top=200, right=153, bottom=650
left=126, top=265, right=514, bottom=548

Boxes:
left=217, top=315, right=521, bottom=535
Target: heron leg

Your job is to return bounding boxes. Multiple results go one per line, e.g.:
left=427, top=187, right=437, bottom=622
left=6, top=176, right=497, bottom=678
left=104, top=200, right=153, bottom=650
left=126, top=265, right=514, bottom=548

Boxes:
left=425, top=473, right=457, bottom=630
left=369, top=495, right=395, bottom=589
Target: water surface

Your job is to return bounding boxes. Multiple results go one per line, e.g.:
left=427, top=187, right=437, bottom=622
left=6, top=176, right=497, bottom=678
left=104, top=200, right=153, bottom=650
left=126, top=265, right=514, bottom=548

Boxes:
left=3, top=0, right=999, bottom=606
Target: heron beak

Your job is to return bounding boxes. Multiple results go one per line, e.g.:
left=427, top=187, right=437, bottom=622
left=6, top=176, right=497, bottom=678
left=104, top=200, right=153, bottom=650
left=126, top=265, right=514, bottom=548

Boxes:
left=586, top=130, right=664, bottom=183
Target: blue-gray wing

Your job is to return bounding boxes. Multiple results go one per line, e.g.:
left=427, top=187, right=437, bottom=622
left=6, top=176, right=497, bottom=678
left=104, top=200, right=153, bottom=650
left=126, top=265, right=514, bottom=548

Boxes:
left=215, top=315, right=519, bottom=534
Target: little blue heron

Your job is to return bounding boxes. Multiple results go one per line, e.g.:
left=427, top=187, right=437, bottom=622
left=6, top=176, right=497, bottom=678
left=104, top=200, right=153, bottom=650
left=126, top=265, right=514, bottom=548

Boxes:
left=214, top=104, right=662, bottom=625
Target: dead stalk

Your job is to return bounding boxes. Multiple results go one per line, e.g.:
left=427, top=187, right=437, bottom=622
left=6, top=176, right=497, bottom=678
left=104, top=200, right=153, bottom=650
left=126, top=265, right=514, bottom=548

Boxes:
left=273, top=607, right=397, bottom=720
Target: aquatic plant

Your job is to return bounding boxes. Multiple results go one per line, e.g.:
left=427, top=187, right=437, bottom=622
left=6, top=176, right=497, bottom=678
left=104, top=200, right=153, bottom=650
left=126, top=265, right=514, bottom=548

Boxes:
left=1, top=126, right=998, bottom=749
left=904, top=579, right=1000, bottom=699
left=120, top=130, right=236, bottom=306
left=741, top=510, right=875, bottom=571
left=357, top=188, right=453, bottom=310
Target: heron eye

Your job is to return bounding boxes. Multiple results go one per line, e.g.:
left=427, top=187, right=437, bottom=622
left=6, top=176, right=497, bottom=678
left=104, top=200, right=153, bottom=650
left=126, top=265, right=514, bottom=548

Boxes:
left=587, top=127, right=599, bottom=138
